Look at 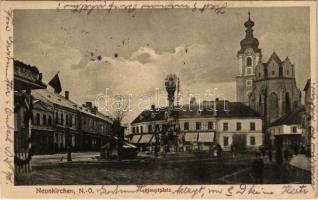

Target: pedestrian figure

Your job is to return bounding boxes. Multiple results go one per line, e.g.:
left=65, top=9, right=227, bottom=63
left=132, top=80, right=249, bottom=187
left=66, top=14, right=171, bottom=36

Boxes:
left=268, top=150, right=272, bottom=162
left=252, top=153, right=264, bottom=184
left=261, top=146, right=266, bottom=157
left=231, top=144, right=236, bottom=158
left=217, top=144, right=222, bottom=158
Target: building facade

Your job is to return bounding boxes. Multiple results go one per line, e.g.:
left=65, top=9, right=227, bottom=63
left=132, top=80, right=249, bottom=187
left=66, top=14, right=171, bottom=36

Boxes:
left=235, top=13, right=302, bottom=133
left=268, top=106, right=307, bottom=153
left=31, top=88, right=113, bottom=155
left=236, top=12, right=262, bottom=105
left=130, top=101, right=263, bottom=152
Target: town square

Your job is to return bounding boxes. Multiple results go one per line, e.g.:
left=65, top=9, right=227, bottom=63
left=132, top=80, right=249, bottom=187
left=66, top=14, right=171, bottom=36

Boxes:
left=10, top=5, right=313, bottom=186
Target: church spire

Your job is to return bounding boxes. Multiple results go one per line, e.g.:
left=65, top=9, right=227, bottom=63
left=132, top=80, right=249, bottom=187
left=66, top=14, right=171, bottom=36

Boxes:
left=238, top=12, right=261, bottom=54
left=244, top=11, right=255, bottom=39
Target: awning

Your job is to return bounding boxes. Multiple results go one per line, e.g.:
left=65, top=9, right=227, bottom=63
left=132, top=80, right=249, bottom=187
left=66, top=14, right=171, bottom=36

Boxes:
left=123, top=143, right=137, bottom=149
left=198, top=132, right=214, bottom=143
left=130, top=135, right=141, bottom=143
left=185, top=132, right=198, bottom=142
left=138, top=134, right=153, bottom=144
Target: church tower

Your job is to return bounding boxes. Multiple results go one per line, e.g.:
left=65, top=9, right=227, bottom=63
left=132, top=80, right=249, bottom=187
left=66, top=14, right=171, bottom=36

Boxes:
left=236, top=12, right=262, bottom=105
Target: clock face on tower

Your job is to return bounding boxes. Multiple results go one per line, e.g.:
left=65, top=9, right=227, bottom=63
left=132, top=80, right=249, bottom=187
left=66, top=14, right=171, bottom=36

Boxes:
left=245, top=48, right=254, bottom=56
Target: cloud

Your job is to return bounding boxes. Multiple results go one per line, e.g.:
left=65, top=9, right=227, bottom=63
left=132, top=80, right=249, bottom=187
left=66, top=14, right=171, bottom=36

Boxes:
left=72, top=44, right=236, bottom=122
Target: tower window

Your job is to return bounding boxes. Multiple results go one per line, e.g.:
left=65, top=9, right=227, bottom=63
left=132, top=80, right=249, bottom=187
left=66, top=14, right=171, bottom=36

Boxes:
left=246, top=80, right=252, bottom=87
left=246, top=57, right=252, bottom=66
left=246, top=67, right=252, bottom=75
left=272, top=71, right=275, bottom=75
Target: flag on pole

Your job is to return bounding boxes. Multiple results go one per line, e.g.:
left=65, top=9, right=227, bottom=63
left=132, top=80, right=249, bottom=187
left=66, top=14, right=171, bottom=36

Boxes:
left=48, top=72, right=62, bottom=93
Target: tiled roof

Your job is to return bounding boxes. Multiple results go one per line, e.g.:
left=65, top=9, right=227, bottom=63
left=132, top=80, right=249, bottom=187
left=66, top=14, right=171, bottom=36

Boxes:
left=270, top=106, right=306, bottom=127
left=33, top=89, right=113, bottom=123
left=33, top=89, right=77, bottom=110
left=131, top=101, right=261, bottom=124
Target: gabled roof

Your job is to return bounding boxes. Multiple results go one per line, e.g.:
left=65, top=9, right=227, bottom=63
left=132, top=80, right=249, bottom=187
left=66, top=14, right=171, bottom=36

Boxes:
left=33, top=89, right=78, bottom=110
left=267, top=51, right=282, bottom=65
left=270, top=106, right=306, bottom=127
left=131, top=108, right=167, bottom=124
left=131, top=101, right=261, bottom=124
left=33, top=89, right=113, bottom=123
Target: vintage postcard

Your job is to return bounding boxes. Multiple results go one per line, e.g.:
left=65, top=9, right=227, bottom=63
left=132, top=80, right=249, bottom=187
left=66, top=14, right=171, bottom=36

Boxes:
left=0, top=0, right=317, bottom=199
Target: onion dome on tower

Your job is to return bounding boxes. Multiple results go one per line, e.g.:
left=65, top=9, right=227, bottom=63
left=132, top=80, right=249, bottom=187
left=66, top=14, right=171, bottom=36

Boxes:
left=238, top=12, right=261, bottom=54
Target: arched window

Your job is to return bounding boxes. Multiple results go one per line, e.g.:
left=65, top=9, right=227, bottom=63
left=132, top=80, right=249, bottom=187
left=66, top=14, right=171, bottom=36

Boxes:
left=55, top=112, right=58, bottom=124
left=279, top=66, right=283, bottom=78
left=36, top=113, right=41, bottom=125
left=269, top=92, right=279, bottom=122
left=66, top=114, right=69, bottom=126
left=61, top=113, right=64, bottom=125
left=285, top=93, right=291, bottom=114
left=43, top=114, right=47, bottom=126
left=70, top=115, right=73, bottom=126
left=246, top=57, right=252, bottom=66
left=48, top=116, right=52, bottom=126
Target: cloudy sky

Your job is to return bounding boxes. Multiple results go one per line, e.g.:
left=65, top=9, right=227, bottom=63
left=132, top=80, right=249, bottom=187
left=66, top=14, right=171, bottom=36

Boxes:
left=14, top=7, right=310, bottom=123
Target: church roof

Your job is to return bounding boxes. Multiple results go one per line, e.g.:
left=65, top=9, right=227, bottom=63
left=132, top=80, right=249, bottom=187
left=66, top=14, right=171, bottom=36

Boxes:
left=269, top=106, right=305, bottom=127
left=238, top=12, right=261, bottom=54
left=259, top=52, right=288, bottom=68
left=267, top=51, right=282, bottom=65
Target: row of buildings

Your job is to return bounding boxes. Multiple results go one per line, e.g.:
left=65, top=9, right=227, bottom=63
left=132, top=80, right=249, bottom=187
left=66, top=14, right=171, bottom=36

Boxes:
left=14, top=60, right=114, bottom=156
left=128, top=12, right=312, bottom=154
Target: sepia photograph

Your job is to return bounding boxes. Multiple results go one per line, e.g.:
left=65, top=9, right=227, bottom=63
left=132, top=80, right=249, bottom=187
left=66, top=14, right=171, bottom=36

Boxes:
left=1, top=1, right=317, bottom=199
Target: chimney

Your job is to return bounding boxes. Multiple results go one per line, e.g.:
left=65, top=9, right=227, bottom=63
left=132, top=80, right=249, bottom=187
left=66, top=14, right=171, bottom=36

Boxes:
left=65, top=91, right=69, bottom=100
left=92, top=106, right=98, bottom=114
left=86, top=102, right=92, bottom=110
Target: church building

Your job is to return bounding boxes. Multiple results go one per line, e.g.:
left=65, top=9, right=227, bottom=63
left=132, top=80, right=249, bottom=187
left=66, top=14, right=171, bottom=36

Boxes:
left=236, top=13, right=302, bottom=130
